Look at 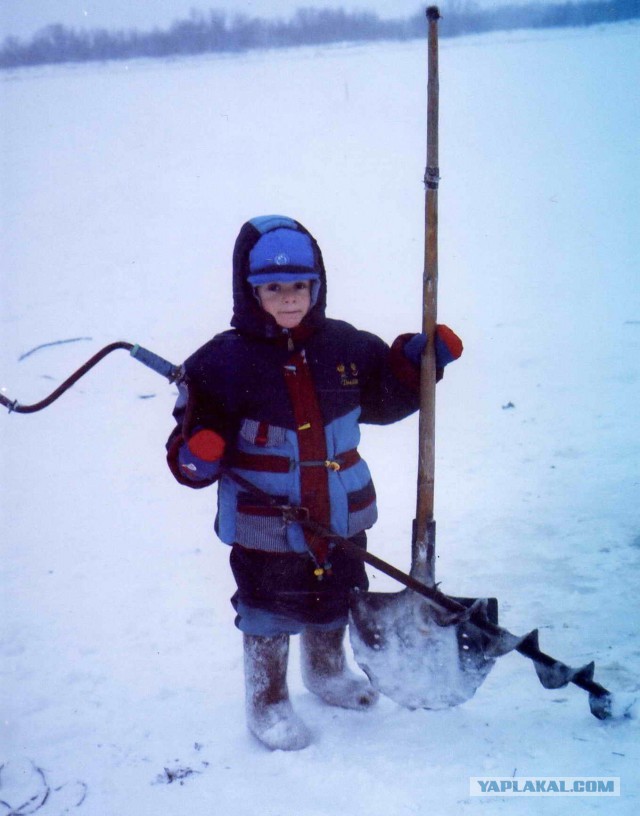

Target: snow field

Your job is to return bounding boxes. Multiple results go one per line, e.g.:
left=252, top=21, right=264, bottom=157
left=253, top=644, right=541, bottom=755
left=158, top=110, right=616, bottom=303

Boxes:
left=1, top=20, right=639, bottom=815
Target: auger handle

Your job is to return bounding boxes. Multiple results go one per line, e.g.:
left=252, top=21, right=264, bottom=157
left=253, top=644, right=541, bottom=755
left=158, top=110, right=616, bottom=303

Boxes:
left=129, top=344, right=182, bottom=382
left=1, top=342, right=181, bottom=414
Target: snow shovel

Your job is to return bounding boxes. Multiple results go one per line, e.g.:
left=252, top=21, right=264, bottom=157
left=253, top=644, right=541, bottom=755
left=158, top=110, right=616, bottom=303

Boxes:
left=347, top=7, right=499, bottom=709
left=345, top=9, right=633, bottom=721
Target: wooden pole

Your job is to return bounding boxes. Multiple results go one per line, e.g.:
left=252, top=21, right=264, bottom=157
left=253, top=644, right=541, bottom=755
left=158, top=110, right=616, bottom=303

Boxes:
left=412, top=6, right=440, bottom=585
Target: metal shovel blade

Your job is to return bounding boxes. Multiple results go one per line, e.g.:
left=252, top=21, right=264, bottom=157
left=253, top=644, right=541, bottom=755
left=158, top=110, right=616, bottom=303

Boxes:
left=349, top=587, right=498, bottom=709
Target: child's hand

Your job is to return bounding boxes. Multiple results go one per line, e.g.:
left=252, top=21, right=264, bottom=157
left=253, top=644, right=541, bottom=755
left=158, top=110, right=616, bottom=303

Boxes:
left=166, top=426, right=224, bottom=487
left=172, top=428, right=226, bottom=484
left=404, top=325, right=463, bottom=369
left=187, top=428, right=226, bottom=462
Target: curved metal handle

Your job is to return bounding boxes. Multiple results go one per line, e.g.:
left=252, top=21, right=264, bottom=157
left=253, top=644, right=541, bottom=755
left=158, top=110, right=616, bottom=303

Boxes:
left=1, top=342, right=180, bottom=414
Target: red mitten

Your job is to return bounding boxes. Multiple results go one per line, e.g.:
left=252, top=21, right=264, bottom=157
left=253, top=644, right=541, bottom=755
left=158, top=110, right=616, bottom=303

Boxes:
left=435, top=324, right=463, bottom=366
left=187, top=428, right=226, bottom=462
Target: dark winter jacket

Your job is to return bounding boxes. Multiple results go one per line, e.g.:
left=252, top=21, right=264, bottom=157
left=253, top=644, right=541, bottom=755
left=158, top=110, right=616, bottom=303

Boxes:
left=166, top=216, right=421, bottom=560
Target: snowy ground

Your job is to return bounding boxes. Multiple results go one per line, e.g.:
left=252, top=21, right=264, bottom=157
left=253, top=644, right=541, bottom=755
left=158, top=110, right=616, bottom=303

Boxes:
left=1, top=21, right=639, bottom=816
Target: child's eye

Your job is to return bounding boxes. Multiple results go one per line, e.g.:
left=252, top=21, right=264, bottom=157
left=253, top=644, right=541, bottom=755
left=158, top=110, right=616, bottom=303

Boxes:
left=294, top=282, right=309, bottom=290
left=266, top=283, right=281, bottom=293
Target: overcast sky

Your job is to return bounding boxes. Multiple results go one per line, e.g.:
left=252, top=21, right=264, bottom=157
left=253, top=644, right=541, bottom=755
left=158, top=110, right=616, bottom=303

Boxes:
left=1, top=1, right=531, bottom=41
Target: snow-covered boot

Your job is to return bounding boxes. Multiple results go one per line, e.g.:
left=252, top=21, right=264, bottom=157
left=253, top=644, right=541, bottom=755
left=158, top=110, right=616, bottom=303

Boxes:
left=244, top=633, right=311, bottom=751
left=301, top=626, right=379, bottom=710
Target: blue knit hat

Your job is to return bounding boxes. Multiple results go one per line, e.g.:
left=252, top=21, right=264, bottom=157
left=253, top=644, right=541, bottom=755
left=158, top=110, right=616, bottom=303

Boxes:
left=247, top=227, right=321, bottom=286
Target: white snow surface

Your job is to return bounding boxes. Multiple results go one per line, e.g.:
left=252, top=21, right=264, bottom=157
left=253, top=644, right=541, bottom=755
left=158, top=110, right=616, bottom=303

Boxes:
left=1, top=21, right=639, bottom=816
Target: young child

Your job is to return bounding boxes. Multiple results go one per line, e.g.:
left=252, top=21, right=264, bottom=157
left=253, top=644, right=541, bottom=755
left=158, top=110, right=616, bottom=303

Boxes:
left=166, top=215, right=462, bottom=750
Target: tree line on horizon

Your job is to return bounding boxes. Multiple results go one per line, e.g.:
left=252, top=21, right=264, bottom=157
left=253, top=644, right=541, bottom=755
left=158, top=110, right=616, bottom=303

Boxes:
left=1, top=0, right=638, bottom=70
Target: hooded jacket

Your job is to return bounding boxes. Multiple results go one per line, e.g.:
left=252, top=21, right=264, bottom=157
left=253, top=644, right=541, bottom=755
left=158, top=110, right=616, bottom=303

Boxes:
left=166, top=216, right=421, bottom=558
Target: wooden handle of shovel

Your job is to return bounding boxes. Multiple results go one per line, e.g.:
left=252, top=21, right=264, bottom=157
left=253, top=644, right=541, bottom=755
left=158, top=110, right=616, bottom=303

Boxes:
left=412, top=6, right=440, bottom=585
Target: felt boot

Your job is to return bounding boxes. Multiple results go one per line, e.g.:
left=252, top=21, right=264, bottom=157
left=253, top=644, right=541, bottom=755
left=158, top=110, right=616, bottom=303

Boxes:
left=301, top=626, right=379, bottom=710
left=244, top=633, right=311, bottom=751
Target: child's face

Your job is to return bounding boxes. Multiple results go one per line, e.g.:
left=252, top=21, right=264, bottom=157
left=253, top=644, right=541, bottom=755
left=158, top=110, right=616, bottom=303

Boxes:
left=256, top=280, right=312, bottom=329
